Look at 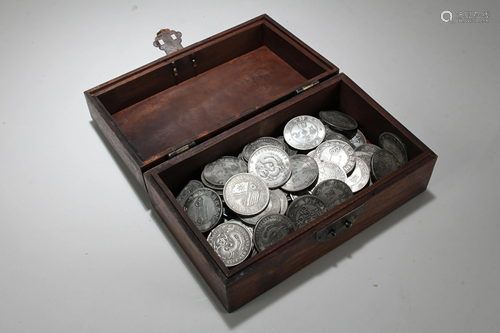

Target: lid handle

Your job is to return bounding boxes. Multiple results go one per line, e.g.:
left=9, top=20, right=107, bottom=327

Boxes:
left=153, top=29, right=183, bottom=55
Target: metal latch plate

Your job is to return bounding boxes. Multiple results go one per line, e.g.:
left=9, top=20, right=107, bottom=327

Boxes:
left=153, top=29, right=183, bottom=55
left=316, top=204, right=364, bottom=242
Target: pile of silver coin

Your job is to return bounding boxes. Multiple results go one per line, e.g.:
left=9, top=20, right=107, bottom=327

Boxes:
left=176, top=111, right=408, bottom=267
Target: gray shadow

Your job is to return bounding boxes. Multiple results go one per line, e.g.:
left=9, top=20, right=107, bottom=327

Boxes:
left=89, top=121, right=152, bottom=211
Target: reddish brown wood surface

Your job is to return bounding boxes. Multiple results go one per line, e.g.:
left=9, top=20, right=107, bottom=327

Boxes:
left=85, top=14, right=338, bottom=189
left=144, top=74, right=437, bottom=312
left=112, top=46, right=306, bottom=162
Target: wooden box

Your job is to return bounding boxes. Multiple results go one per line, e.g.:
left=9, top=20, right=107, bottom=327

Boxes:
left=85, top=14, right=437, bottom=312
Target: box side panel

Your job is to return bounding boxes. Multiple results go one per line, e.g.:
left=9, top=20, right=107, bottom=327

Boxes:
left=263, top=23, right=330, bottom=79
left=144, top=172, right=230, bottom=311
left=225, top=154, right=437, bottom=312
left=86, top=92, right=146, bottom=190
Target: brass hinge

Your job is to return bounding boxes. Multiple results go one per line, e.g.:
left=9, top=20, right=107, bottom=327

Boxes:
left=295, top=80, right=319, bottom=95
left=168, top=142, right=196, bottom=159
left=171, top=61, right=178, bottom=77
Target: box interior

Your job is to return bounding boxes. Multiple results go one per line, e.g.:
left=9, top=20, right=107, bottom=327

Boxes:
left=153, top=76, right=425, bottom=274
left=94, top=22, right=332, bottom=165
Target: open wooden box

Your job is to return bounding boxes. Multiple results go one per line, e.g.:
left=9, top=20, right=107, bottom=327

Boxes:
left=85, top=14, right=437, bottom=312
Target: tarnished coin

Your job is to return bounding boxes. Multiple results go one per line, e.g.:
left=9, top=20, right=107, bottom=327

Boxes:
left=346, top=157, right=370, bottom=192
left=223, top=173, right=270, bottom=216
left=315, top=140, right=356, bottom=175
left=242, top=137, right=286, bottom=161
left=284, top=115, right=326, bottom=150
left=238, top=189, right=281, bottom=225
left=319, top=110, right=358, bottom=139
left=289, top=188, right=313, bottom=201
left=228, top=220, right=254, bottom=243
left=184, top=188, right=223, bottom=233
left=201, top=172, right=224, bottom=190
left=314, top=160, right=348, bottom=188
left=248, top=146, right=291, bottom=189
left=350, top=129, right=367, bottom=148
left=176, top=180, right=204, bottom=207
left=203, top=156, right=247, bottom=187
left=281, top=155, right=319, bottom=192
left=379, top=132, right=408, bottom=167
left=254, top=214, right=296, bottom=252
left=355, top=143, right=381, bottom=155
left=286, top=195, right=327, bottom=229
left=354, top=151, right=372, bottom=171
left=273, top=189, right=289, bottom=214
left=207, top=221, right=253, bottom=267
left=371, top=149, right=400, bottom=182
left=312, top=179, right=353, bottom=210
left=324, top=126, right=355, bottom=148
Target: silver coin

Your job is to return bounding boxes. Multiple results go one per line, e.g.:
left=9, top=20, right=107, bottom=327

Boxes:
left=284, top=115, right=326, bottom=150
left=355, top=151, right=372, bottom=171
left=346, top=157, right=370, bottom=193
left=276, top=136, right=291, bottom=155
left=242, top=137, right=286, bottom=161
left=281, top=155, right=319, bottom=192
left=319, top=110, right=358, bottom=139
left=226, top=220, right=254, bottom=245
left=222, top=203, right=238, bottom=220
left=248, top=146, right=291, bottom=189
left=313, top=160, right=347, bottom=190
left=273, top=189, right=289, bottom=214
left=289, top=188, right=313, bottom=201
left=207, top=222, right=253, bottom=267
left=223, top=173, right=270, bottom=216
left=324, top=126, right=356, bottom=148
left=203, top=156, right=247, bottom=187
left=355, top=143, right=381, bottom=155
left=200, top=172, right=224, bottom=190
left=286, top=195, right=327, bottom=229
left=238, top=152, right=247, bottom=163
left=238, top=189, right=281, bottom=225
left=176, top=180, right=204, bottom=207
left=379, top=132, right=408, bottom=167
left=315, top=140, right=356, bottom=175
left=253, top=214, right=295, bottom=252
left=371, top=149, right=400, bottom=182
left=306, top=149, right=317, bottom=158
left=183, top=188, right=223, bottom=233
left=350, top=129, right=367, bottom=148
left=312, top=179, right=353, bottom=211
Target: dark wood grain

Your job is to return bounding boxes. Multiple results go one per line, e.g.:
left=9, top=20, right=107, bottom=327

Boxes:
left=144, top=74, right=437, bottom=311
left=112, top=46, right=306, bottom=162
left=85, top=14, right=338, bottom=189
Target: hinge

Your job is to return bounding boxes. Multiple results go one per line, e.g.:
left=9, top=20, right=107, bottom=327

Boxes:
left=167, top=141, right=196, bottom=159
left=295, top=80, right=319, bottom=95
left=190, top=54, right=197, bottom=67
left=171, top=61, right=178, bottom=77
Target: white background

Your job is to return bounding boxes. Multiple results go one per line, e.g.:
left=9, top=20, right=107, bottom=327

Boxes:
left=1, top=0, right=499, bottom=332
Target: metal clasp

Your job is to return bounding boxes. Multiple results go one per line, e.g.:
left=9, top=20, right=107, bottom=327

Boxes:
left=153, top=29, right=183, bottom=55
left=316, top=204, right=364, bottom=242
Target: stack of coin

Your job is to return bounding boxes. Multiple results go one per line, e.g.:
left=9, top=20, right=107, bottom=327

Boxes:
left=175, top=110, right=408, bottom=268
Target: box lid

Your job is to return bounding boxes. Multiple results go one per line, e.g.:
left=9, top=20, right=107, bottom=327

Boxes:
left=85, top=14, right=338, bottom=185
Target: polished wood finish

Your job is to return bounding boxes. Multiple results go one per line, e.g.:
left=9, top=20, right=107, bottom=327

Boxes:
left=85, top=14, right=338, bottom=189
left=144, top=74, right=437, bottom=312
left=85, top=15, right=436, bottom=313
